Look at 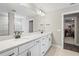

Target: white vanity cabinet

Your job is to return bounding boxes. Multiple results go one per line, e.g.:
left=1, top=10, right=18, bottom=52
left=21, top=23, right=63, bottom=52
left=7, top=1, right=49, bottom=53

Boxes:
left=0, top=48, right=18, bottom=56
left=40, top=36, right=48, bottom=56
left=40, top=34, right=52, bottom=56
left=19, top=39, right=41, bottom=56
left=18, top=50, right=28, bottom=56
left=45, top=35, right=52, bottom=51
left=48, top=35, right=52, bottom=49
left=18, top=40, right=35, bottom=56
left=0, top=33, right=52, bottom=56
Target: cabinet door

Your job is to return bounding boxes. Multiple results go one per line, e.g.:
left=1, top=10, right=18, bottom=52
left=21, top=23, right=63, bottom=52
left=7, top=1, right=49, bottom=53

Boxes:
left=29, top=39, right=41, bottom=56
left=0, top=48, right=18, bottom=56
left=46, top=36, right=49, bottom=51
left=18, top=50, right=28, bottom=56
left=28, top=45, right=37, bottom=56
left=48, top=35, right=52, bottom=48
left=46, top=35, right=52, bottom=50
left=40, top=37, right=47, bottom=55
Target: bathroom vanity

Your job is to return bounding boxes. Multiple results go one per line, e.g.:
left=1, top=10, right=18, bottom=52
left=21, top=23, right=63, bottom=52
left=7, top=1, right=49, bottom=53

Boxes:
left=0, top=32, right=52, bottom=56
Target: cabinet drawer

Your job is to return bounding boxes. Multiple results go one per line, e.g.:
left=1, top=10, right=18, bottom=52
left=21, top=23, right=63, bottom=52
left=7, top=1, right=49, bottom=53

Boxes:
left=41, top=37, right=46, bottom=41
left=0, top=48, right=18, bottom=56
left=35, top=39, right=40, bottom=45
left=19, top=41, right=35, bottom=54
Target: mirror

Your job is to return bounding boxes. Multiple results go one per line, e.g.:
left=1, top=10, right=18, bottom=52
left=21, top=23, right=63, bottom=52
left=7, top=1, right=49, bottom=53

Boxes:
left=15, top=15, right=23, bottom=32
left=0, top=12, right=9, bottom=36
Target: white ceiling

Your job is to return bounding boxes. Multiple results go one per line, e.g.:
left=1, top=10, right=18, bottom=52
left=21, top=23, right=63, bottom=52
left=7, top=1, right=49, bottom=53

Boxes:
left=33, top=3, right=79, bottom=13
left=0, top=3, right=79, bottom=17
left=0, top=3, right=37, bottom=17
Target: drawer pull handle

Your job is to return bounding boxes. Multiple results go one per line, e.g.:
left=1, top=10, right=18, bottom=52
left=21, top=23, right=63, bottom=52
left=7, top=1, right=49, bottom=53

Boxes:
left=9, top=53, right=15, bottom=56
left=42, top=51, right=44, bottom=54
left=36, top=41, right=40, bottom=43
left=42, top=44, right=45, bottom=46
left=27, top=51, right=31, bottom=56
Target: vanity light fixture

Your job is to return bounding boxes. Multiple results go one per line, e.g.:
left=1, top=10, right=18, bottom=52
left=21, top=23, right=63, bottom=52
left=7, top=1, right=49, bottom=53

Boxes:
left=37, top=9, right=45, bottom=16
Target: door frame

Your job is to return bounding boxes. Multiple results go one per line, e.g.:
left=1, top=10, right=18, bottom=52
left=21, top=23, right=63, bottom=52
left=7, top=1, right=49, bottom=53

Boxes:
left=62, top=10, right=79, bottom=48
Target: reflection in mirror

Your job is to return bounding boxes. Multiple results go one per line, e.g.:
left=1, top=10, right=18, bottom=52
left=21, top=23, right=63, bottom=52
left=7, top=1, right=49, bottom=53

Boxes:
left=0, top=12, right=8, bottom=36
left=15, top=15, right=23, bottom=32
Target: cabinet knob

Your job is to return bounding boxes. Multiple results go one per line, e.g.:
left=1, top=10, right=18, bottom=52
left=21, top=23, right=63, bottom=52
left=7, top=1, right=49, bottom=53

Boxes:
left=9, top=53, right=15, bottom=56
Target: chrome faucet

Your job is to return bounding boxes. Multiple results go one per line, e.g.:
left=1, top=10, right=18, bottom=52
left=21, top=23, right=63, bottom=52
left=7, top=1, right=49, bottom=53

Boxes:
left=14, top=31, right=23, bottom=39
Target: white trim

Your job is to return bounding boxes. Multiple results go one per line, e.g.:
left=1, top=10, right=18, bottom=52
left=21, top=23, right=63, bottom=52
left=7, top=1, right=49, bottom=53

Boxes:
left=62, top=10, right=79, bottom=15
left=62, top=10, right=79, bottom=48
left=74, top=17, right=77, bottom=45
left=61, top=13, right=64, bottom=49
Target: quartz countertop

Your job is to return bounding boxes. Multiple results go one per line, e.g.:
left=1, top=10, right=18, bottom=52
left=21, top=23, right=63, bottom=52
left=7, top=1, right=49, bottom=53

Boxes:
left=0, top=32, right=51, bottom=53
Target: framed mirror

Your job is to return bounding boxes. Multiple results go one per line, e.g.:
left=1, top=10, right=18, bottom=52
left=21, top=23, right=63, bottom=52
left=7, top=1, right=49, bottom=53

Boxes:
left=0, top=12, right=9, bottom=36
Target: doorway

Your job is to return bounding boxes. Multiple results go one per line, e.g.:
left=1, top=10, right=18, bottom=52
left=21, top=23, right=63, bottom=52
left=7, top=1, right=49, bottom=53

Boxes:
left=63, top=12, right=79, bottom=52
left=29, top=20, right=33, bottom=33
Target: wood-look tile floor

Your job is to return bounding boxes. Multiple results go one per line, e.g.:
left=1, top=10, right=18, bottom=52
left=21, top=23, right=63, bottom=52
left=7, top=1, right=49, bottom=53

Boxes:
left=46, top=46, right=79, bottom=56
left=64, top=43, right=79, bottom=52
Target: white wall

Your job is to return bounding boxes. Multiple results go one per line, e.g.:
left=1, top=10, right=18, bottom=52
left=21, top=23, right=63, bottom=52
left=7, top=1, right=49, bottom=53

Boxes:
left=51, top=5, right=79, bottom=48
left=35, top=5, right=79, bottom=48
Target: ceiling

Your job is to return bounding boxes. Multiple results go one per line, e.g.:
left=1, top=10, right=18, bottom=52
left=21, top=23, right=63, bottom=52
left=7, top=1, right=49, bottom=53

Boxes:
left=33, top=3, right=79, bottom=13
left=0, top=3, right=37, bottom=17
left=0, top=3, right=79, bottom=17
